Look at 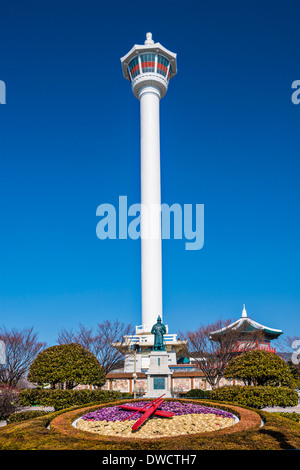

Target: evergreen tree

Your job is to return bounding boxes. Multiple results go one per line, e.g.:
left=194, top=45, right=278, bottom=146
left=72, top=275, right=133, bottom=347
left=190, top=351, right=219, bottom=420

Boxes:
left=224, top=350, right=296, bottom=387
left=28, top=343, right=105, bottom=389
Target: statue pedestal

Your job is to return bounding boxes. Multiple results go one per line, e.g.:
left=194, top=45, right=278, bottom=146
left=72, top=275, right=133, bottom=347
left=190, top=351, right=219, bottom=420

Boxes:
left=145, top=351, right=173, bottom=398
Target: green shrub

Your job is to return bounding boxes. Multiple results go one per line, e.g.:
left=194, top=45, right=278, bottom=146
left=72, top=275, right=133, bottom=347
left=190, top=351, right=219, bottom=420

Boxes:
left=27, top=343, right=106, bottom=389
left=185, top=389, right=211, bottom=398
left=18, top=389, right=122, bottom=410
left=224, top=350, right=296, bottom=387
left=209, top=385, right=298, bottom=408
left=8, top=410, right=50, bottom=423
left=121, top=393, right=133, bottom=399
left=274, top=412, right=300, bottom=423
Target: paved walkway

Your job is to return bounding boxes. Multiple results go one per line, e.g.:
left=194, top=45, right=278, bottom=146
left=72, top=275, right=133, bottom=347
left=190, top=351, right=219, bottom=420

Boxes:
left=262, top=404, right=300, bottom=413
left=0, top=406, right=55, bottom=428
left=16, top=406, right=55, bottom=412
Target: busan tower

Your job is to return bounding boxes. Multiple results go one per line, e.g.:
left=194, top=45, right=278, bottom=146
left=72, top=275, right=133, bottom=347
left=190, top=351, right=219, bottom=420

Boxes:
left=115, top=33, right=184, bottom=371
left=121, top=32, right=177, bottom=334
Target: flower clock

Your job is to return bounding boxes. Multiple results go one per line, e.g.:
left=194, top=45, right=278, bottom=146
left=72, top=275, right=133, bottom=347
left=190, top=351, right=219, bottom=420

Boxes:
left=76, top=396, right=237, bottom=439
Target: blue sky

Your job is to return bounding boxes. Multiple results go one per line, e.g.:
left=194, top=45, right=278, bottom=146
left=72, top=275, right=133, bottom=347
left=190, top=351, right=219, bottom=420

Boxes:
left=0, top=0, right=299, bottom=347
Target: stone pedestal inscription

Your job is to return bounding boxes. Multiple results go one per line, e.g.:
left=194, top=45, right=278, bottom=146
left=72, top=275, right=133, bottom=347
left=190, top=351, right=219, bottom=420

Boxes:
left=145, top=350, right=173, bottom=398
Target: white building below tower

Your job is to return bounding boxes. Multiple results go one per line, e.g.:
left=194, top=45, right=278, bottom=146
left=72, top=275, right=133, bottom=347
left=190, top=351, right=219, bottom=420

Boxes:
left=113, top=330, right=186, bottom=373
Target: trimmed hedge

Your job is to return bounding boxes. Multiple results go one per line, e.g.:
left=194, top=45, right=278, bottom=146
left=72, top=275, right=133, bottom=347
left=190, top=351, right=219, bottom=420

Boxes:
left=274, top=412, right=300, bottom=423
left=18, top=389, right=122, bottom=410
left=209, top=385, right=298, bottom=408
left=120, top=393, right=133, bottom=399
left=8, top=410, right=50, bottom=423
left=184, top=389, right=211, bottom=398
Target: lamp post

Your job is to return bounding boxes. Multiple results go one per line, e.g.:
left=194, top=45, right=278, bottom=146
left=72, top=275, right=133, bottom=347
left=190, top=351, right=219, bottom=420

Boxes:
left=130, top=343, right=141, bottom=398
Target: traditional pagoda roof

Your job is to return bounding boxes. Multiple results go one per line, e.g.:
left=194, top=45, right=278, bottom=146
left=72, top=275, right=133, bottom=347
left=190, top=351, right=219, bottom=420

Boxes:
left=210, top=305, right=283, bottom=341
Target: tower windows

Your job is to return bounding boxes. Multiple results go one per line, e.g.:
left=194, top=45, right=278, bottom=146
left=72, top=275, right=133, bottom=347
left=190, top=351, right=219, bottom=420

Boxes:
left=157, top=55, right=171, bottom=78
left=128, top=56, right=140, bottom=80
left=140, top=53, right=156, bottom=73
left=128, top=53, right=172, bottom=81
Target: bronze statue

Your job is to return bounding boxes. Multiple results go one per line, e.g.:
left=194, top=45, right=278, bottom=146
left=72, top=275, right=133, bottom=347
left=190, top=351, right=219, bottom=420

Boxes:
left=151, top=316, right=166, bottom=351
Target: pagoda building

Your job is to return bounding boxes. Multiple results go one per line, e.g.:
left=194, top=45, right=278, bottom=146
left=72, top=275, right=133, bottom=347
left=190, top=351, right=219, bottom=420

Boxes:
left=209, top=305, right=283, bottom=353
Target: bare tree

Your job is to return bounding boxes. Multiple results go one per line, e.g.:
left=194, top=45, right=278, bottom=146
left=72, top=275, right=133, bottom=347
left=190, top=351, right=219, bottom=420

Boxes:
left=0, top=327, right=47, bottom=387
left=57, top=320, right=134, bottom=374
left=0, top=388, right=19, bottom=420
left=180, top=319, right=264, bottom=389
left=275, top=335, right=300, bottom=355
left=275, top=335, right=300, bottom=378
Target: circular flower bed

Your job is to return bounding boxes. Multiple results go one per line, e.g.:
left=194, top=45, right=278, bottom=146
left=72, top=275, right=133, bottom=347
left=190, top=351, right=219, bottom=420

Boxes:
left=75, top=401, right=237, bottom=439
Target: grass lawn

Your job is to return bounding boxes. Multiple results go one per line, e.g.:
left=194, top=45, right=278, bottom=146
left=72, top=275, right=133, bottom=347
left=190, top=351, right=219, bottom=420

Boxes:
left=0, top=399, right=299, bottom=450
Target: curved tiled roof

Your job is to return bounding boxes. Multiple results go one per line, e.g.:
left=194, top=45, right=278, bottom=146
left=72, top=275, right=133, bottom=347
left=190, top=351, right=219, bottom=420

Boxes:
left=210, top=305, right=283, bottom=341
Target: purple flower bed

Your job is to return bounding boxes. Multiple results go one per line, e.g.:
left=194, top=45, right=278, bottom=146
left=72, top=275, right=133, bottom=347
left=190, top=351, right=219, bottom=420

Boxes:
left=82, top=401, right=235, bottom=422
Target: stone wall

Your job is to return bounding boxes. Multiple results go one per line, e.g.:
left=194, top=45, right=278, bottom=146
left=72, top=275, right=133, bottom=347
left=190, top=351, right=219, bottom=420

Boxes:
left=103, top=371, right=235, bottom=395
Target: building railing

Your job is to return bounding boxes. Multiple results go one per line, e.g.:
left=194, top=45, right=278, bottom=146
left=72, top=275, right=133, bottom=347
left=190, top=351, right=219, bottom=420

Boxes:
left=233, top=341, right=276, bottom=353
left=126, top=333, right=179, bottom=345
left=256, top=343, right=276, bottom=353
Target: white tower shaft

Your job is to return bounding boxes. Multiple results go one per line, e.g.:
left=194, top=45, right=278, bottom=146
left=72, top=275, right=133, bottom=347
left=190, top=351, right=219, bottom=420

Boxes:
left=140, top=86, right=162, bottom=332
left=121, top=33, right=177, bottom=335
